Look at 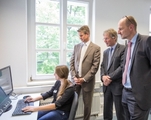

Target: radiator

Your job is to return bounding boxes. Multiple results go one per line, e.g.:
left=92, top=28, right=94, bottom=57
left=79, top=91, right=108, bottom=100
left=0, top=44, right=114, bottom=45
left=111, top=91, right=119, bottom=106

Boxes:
left=75, top=92, right=100, bottom=118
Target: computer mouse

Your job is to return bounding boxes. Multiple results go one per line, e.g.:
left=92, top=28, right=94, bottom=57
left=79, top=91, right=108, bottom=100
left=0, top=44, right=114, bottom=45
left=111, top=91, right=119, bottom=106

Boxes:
left=23, top=95, right=30, bottom=99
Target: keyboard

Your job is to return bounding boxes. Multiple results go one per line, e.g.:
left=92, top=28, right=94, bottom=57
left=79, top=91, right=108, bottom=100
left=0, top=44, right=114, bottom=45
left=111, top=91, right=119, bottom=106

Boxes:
left=12, top=99, right=34, bottom=116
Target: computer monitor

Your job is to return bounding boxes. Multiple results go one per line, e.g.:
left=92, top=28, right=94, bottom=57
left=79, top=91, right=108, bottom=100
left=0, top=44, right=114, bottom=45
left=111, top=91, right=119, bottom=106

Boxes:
left=0, top=66, right=13, bottom=96
left=0, top=86, right=12, bottom=116
left=0, top=87, right=7, bottom=103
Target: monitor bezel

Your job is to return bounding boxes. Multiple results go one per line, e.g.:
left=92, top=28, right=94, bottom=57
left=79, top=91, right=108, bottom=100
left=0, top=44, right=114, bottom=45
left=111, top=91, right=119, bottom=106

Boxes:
left=0, top=66, right=13, bottom=96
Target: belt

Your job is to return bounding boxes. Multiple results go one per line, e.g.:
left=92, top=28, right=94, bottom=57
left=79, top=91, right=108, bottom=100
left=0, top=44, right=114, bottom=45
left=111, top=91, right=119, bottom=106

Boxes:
left=124, top=87, right=132, bottom=92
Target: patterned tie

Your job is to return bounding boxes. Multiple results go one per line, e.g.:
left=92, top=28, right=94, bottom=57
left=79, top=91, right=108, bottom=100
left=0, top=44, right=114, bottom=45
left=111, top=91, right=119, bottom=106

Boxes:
left=122, top=41, right=132, bottom=85
left=107, top=47, right=113, bottom=69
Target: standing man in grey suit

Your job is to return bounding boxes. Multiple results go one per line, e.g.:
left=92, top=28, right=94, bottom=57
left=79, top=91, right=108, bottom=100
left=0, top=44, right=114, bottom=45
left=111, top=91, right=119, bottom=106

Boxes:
left=101, top=28, right=125, bottom=120
left=118, top=16, right=151, bottom=120
left=70, top=25, right=100, bottom=120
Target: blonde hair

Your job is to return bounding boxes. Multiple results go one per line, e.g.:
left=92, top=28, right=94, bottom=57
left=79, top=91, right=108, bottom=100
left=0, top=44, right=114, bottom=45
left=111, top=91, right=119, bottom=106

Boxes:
left=103, top=28, right=118, bottom=41
left=77, top=25, right=90, bottom=35
left=55, top=65, right=71, bottom=100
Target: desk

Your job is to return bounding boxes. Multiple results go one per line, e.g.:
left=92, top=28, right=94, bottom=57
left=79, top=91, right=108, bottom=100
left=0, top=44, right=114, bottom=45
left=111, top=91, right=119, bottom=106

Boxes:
left=0, top=93, right=39, bottom=120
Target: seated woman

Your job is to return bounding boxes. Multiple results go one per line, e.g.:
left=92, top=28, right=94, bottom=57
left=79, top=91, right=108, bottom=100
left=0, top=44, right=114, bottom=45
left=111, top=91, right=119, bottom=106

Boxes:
left=22, top=65, right=74, bottom=120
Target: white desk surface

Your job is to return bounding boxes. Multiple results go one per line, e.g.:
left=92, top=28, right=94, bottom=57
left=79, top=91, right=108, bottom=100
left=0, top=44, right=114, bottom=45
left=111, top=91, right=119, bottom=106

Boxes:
left=0, top=93, right=39, bottom=120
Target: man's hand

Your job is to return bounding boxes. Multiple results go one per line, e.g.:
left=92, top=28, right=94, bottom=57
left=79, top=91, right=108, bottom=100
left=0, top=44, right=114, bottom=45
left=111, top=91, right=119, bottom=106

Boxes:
left=74, top=77, right=80, bottom=85
left=102, top=75, right=112, bottom=86
left=74, top=77, right=84, bottom=85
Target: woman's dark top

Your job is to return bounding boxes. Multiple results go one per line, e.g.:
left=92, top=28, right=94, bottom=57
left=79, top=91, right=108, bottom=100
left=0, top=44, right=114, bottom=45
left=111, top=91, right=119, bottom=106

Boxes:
left=41, top=80, right=74, bottom=112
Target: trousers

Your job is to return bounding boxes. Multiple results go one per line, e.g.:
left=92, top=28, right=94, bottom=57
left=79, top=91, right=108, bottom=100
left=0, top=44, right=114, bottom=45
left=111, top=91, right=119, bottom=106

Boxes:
left=38, top=110, right=69, bottom=120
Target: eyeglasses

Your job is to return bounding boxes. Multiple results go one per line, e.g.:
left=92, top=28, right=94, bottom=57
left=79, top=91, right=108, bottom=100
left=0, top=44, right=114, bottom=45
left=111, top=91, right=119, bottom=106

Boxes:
left=125, top=16, right=133, bottom=25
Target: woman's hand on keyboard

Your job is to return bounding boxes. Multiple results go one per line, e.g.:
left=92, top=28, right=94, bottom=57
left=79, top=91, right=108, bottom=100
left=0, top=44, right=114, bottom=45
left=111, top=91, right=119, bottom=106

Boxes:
left=25, top=95, right=43, bottom=103
left=22, top=106, right=36, bottom=112
left=25, top=97, right=35, bottom=102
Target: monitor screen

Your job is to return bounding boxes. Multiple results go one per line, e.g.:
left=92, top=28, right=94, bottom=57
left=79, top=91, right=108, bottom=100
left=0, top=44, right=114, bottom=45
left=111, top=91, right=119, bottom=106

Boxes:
left=0, top=87, right=7, bottom=103
left=0, top=66, right=13, bottom=95
left=0, top=86, right=12, bottom=116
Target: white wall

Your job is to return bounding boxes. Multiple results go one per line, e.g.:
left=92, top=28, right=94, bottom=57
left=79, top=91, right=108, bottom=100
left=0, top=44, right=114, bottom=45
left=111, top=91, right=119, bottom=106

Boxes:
left=93, top=0, right=151, bottom=57
left=93, top=0, right=151, bottom=81
left=0, top=0, right=151, bottom=92
left=0, top=0, right=28, bottom=88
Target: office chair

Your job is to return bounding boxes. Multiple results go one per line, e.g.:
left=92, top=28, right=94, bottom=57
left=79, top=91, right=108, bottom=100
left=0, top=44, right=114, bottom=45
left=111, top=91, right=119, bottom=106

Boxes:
left=68, top=92, right=78, bottom=120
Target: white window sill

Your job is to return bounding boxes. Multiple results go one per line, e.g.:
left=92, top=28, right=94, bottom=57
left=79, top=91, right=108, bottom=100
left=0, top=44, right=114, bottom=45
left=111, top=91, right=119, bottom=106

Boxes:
left=27, top=80, right=56, bottom=86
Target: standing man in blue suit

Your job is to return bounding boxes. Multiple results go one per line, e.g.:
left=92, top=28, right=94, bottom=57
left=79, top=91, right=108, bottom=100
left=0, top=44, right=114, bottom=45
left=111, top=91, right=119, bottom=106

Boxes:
left=101, top=28, right=125, bottom=120
left=118, top=16, right=151, bottom=120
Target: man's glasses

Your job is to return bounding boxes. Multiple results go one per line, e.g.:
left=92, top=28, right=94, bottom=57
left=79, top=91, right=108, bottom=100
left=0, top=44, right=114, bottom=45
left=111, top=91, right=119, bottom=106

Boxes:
left=125, top=16, right=133, bottom=25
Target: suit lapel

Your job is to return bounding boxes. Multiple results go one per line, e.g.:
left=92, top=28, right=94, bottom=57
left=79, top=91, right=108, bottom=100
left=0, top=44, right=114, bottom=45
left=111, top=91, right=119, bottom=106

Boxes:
left=110, top=44, right=119, bottom=64
left=130, top=34, right=141, bottom=69
left=107, top=43, right=119, bottom=70
left=102, top=49, right=110, bottom=71
left=106, top=48, right=110, bottom=70
left=77, top=43, right=83, bottom=62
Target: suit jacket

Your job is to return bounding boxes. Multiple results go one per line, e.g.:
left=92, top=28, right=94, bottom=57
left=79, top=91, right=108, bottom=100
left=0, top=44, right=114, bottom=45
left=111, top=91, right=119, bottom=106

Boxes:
left=101, top=43, right=125, bottom=95
left=70, top=42, right=100, bottom=92
left=123, top=34, right=151, bottom=110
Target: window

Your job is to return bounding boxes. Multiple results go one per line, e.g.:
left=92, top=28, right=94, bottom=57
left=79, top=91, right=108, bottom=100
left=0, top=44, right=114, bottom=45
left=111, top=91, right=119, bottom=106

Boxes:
left=27, top=0, right=92, bottom=81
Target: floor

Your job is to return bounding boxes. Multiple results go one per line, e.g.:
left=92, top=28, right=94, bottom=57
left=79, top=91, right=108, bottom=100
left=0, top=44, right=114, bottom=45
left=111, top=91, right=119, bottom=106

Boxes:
left=96, top=113, right=151, bottom=120
left=40, top=95, right=151, bottom=120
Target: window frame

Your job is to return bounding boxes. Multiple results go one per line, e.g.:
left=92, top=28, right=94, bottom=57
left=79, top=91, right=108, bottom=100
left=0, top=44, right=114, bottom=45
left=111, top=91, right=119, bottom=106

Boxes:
left=27, top=0, right=93, bottom=82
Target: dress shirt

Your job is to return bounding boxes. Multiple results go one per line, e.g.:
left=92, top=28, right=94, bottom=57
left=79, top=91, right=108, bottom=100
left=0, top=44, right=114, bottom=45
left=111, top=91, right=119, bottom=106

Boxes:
left=107, top=47, right=113, bottom=68
left=78, top=40, right=91, bottom=77
left=110, top=43, right=117, bottom=58
left=110, top=43, right=117, bottom=54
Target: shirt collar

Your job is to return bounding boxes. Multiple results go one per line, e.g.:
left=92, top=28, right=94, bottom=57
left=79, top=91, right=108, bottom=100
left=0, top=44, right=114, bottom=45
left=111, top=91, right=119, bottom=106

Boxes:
left=130, top=33, right=138, bottom=44
left=83, top=40, right=91, bottom=46
left=110, top=43, right=117, bottom=50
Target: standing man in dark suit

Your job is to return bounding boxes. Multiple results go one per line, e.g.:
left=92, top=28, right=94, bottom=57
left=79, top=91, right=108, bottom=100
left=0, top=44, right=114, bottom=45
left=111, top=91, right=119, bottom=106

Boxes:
left=70, top=25, right=100, bottom=120
left=118, top=16, right=151, bottom=120
left=101, top=28, right=125, bottom=120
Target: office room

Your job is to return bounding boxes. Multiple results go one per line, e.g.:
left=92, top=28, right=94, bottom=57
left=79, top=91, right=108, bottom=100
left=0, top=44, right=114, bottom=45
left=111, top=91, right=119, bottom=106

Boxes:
left=0, top=0, right=151, bottom=120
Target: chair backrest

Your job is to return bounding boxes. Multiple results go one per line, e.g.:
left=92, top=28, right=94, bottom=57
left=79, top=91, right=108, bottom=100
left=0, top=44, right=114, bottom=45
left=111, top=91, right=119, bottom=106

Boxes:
left=68, top=92, right=78, bottom=120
